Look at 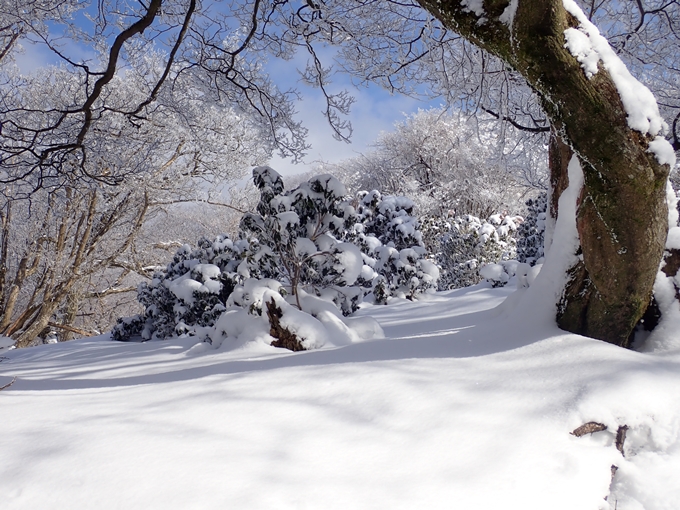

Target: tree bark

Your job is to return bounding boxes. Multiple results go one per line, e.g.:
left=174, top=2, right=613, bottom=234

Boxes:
left=548, top=129, right=572, bottom=222
left=60, top=292, right=82, bottom=341
left=415, top=0, right=671, bottom=345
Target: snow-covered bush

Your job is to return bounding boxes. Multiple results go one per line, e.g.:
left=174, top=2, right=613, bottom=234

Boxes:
left=239, top=168, right=438, bottom=309
left=352, top=190, right=422, bottom=249
left=114, top=166, right=437, bottom=346
left=348, top=190, right=439, bottom=303
left=112, top=235, right=249, bottom=341
left=240, top=168, right=364, bottom=315
left=432, top=214, right=520, bottom=290
left=516, top=193, right=547, bottom=266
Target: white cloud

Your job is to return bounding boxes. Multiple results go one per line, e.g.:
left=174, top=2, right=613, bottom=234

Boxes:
left=264, top=48, right=439, bottom=176
left=15, top=40, right=56, bottom=73
left=269, top=82, right=438, bottom=176
left=16, top=35, right=99, bottom=74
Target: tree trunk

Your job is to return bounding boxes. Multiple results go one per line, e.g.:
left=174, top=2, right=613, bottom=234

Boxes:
left=14, top=299, right=60, bottom=348
left=59, top=292, right=81, bottom=341
left=416, top=0, right=671, bottom=345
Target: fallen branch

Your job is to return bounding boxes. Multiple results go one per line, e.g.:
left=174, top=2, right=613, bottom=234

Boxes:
left=615, top=425, right=628, bottom=456
left=47, top=322, right=93, bottom=337
left=0, top=376, right=17, bottom=391
left=571, top=422, right=607, bottom=436
left=571, top=422, right=629, bottom=505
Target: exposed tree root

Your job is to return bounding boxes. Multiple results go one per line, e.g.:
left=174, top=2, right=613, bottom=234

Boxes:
left=266, top=298, right=305, bottom=352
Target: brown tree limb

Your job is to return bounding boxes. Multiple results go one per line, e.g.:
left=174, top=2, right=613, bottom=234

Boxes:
left=615, top=425, right=628, bottom=456
left=480, top=106, right=550, bottom=133
left=47, top=322, right=93, bottom=338
left=128, top=0, right=197, bottom=117
left=267, top=298, right=305, bottom=351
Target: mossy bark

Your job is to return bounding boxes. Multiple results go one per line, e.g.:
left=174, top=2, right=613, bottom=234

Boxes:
left=416, top=0, right=671, bottom=346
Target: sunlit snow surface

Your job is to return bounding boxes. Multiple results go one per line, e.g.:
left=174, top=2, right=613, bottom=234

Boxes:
left=2, top=284, right=680, bottom=510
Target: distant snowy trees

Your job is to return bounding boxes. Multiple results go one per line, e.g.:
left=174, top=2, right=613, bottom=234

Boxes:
left=114, top=167, right=437, bottom=347
left=325, top=107, right=546, bottom=292
left=326, top=108, right=535, bottom=219
left=4, top=1, right=674, bottom=194
left=0, top=172, right=260, bottom=349
left=0, top=3, right=306, bottom=191
left=516, top=193, right=547, bottom=267
left=112, top=162, right=563, bottom=348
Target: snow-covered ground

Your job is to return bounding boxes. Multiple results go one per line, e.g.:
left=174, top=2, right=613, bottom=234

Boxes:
left=1, top=283, right=679, bottom=510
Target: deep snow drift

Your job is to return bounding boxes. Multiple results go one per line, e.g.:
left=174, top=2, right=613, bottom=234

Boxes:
left=1, top=281, right=679, bottom=510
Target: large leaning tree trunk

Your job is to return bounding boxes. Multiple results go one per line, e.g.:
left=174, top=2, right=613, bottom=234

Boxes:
left=416, top=0, right=672, bottom=346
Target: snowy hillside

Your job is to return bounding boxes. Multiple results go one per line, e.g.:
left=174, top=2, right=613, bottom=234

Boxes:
left=2, top=282, right=679, bottom=510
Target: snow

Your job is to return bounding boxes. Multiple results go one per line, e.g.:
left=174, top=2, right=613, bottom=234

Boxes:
left=649, top=137, right=677, bottom=168
left=667, top=227, right=680, bottom=251
left=562, top=0, right=676, bottom=166
left=2, top=280, right=680, bottom=510
left=1, top=159, right=679, bottom=510
left=498, top=0, right=518, bottom=28
left=2, top=146, right=678, bottom=509
left=0, top=335, right=15, bottom=350
left=563, top=27, right=600, bottom=78
left=479, top=221, right=496, bottom=239
left=460, top=0, right=485, bottom=17
left=167, top=274, right=205, bottom=304
left=226, top=277, right=284, bottom=310
left=333, top=242, right=363, bottom=285
left=276, top=211, right=299, bottom=230
left=268, top=292, right=330, bottom=350
left=295, top=236, right=317, bottom=257
left=500, top=154, right=583, bottom=328
left=667, top=181, right=680, bottom=228
left=479, top=262, right=504, bottom=281
left=419, top=259, right=440, bottom=280
left=312, top=174, right=347, bottom=198
left=646, top=269, right=680, bottom=353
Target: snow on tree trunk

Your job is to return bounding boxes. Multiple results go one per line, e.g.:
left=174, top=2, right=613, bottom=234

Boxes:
left=415, top=0, right=674, bottom=346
